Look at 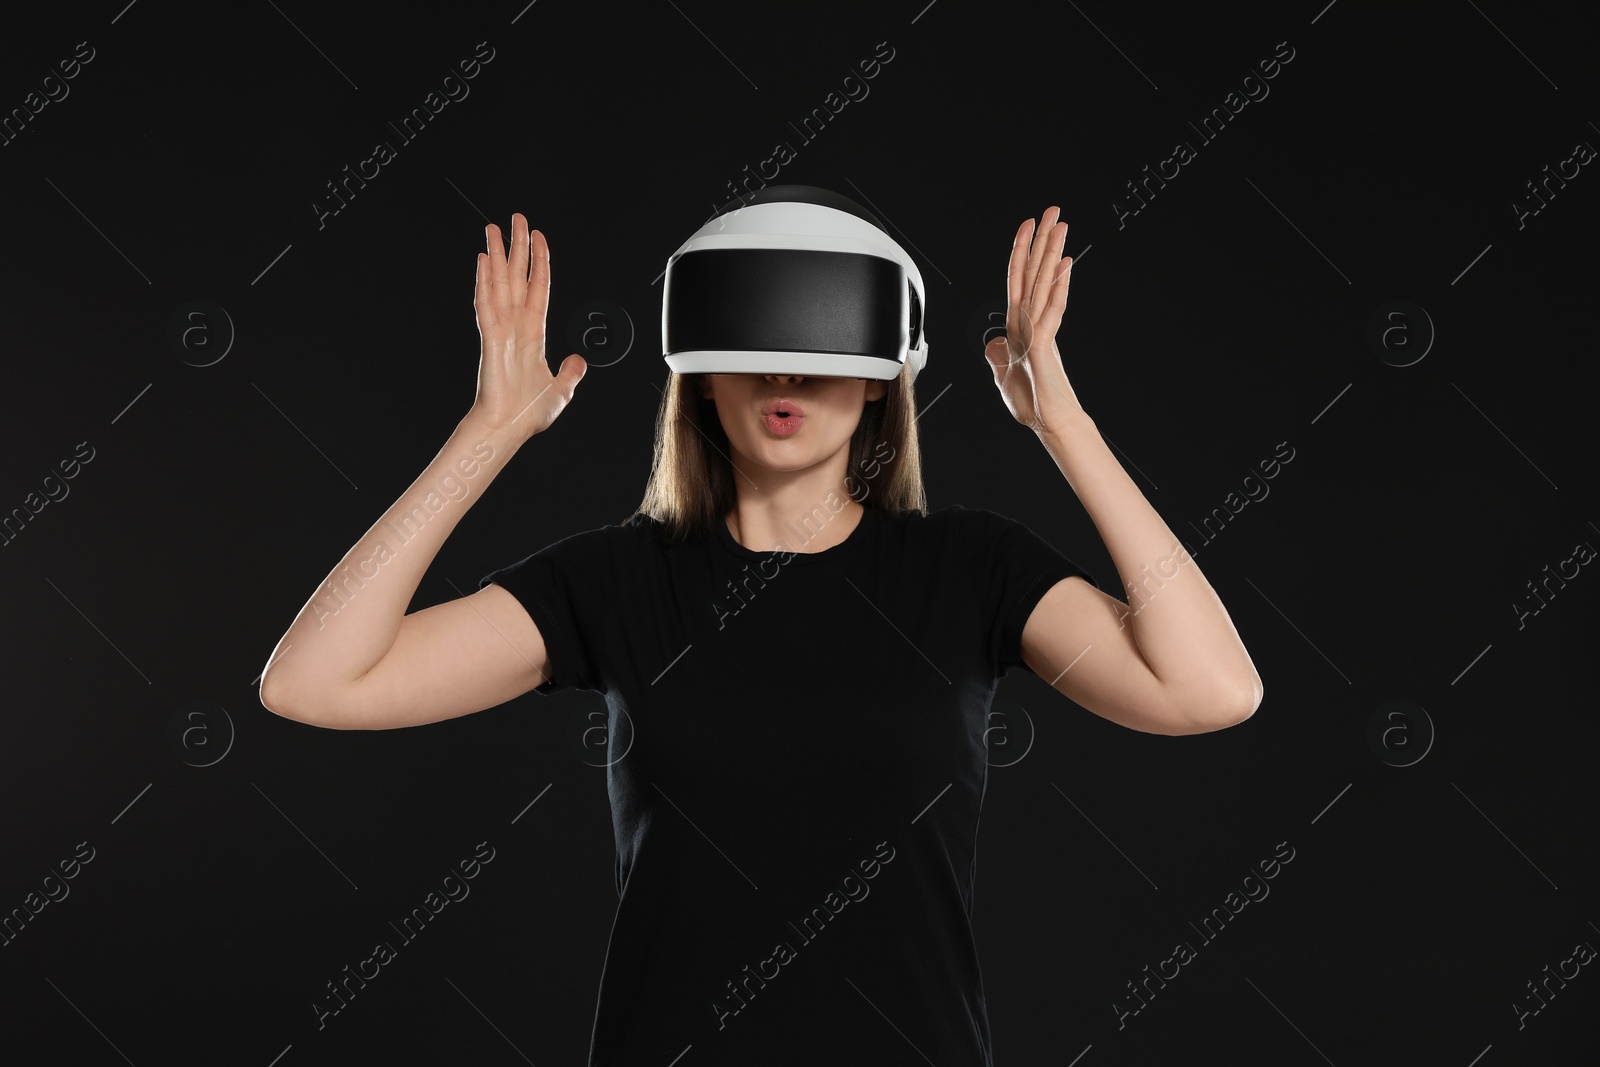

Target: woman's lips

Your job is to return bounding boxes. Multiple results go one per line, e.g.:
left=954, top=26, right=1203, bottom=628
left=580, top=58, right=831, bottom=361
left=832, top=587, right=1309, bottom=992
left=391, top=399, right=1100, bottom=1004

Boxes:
left=762, top=412, right=804, bottom=436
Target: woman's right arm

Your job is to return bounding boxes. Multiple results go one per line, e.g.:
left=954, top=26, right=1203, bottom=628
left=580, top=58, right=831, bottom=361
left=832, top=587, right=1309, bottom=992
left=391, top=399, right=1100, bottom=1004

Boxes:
left=259, top=213, right=588, bottom=730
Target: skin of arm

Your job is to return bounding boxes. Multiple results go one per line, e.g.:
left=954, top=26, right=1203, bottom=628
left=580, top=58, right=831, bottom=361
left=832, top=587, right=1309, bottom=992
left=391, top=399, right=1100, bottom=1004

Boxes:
left=986, top=206, right=1263, bottom=735
left=257, top=414, right=531, bottom=724
left=260, top=212, right=587, bottom=727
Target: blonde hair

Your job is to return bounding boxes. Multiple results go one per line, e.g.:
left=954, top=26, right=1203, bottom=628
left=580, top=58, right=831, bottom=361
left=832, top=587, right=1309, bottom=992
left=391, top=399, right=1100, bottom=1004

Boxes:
left=630, top=365, right=928, bottom=543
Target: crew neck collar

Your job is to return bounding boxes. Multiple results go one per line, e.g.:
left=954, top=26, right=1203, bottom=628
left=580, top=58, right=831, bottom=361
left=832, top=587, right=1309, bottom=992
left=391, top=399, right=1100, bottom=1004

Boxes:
left=716, top=504, right=878, bottom=565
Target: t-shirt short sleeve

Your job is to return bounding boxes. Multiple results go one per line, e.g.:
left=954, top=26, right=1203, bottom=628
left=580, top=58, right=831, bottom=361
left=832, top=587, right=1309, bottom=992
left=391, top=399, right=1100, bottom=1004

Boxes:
left=477, top=523, right=628, bottom=695
left=955, top=506, right=1100, bottom=681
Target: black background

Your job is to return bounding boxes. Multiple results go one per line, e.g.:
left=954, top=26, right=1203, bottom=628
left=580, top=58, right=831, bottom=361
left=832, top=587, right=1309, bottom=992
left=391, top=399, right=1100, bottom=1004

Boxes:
left=2, top=1, right=1597, bottom=1064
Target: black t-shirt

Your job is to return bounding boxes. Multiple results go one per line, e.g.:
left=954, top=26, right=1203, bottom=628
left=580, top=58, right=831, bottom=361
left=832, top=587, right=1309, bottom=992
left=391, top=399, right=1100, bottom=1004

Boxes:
left=478, top=503, right=1098, bottom=1065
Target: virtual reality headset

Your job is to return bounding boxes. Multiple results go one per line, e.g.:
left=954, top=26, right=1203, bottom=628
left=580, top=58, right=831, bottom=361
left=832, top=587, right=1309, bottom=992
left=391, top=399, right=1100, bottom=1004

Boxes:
left=661, top=185, right=928, bottom=383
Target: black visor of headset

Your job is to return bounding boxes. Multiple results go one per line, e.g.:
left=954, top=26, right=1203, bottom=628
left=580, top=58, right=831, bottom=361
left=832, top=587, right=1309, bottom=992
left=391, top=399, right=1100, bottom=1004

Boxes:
left=663, top=247, right=923, bottom=374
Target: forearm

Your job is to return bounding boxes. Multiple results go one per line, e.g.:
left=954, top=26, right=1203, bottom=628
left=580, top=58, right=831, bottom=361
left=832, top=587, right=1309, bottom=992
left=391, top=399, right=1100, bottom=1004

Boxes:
left=259, top=413, right=524, bottom=711
left=1037, top=410, right=1262, bottom=714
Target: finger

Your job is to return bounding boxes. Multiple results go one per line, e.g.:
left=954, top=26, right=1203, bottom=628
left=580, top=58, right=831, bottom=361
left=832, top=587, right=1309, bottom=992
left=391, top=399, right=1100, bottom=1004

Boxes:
left=518, top=229, right=552, bottom=363
left=486, top=222, right=508, bottom=306
left=1003, top=220, right=1034, bottom=364
left=525, top=228, right=551, bottom=312
left=983, top=334, right=1010, bottom=383
left=1040, top=256, right=1072, bottom=335
left=556, top=352, right=588, bottom=395
left=1006, top=218, right=1031, bottom=313
left=474, top=252, right=499, bottom=331
left=1022, top=206, right=1060, bottom=310
left=1029, top=220, right=1067, bottom=312
left=509, top=213, right=530, bottom=305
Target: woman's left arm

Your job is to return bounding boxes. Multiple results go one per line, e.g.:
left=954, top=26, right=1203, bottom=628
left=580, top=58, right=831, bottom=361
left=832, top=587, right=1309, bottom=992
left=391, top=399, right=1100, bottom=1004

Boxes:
left=986, top=206, right=1263, bottom=735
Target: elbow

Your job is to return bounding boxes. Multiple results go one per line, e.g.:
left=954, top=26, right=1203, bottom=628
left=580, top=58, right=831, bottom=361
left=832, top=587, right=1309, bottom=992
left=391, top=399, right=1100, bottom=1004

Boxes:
left=1165, top=678, right=1262, bottom=735
left=259, top=677, right=309, bottom=725
left=1195, top=699, right=1258, bottom=734
left=258, top=675, right=290, bottom=718
left=260, top=675, right=343, bottom=729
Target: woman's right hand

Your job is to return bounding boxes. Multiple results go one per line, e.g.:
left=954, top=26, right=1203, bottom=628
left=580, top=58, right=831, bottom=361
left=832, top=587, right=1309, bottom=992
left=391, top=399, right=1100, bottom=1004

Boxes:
left=468, top=212, right=587, bottom=442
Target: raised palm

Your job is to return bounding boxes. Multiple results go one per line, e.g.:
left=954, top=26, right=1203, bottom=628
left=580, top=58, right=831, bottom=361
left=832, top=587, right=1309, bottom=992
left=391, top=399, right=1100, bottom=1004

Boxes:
left=470, top=212, right=587, bottom=441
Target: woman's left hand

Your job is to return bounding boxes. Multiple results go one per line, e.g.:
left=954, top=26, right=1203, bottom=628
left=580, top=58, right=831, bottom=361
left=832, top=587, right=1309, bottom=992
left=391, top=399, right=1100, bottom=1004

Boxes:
left=984, top=205, right=1086, bottom=436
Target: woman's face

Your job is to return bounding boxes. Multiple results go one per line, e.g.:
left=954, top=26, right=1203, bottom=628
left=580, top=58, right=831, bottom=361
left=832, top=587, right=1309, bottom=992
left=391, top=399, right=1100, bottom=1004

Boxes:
left=699, top=372, right=887, bottom=474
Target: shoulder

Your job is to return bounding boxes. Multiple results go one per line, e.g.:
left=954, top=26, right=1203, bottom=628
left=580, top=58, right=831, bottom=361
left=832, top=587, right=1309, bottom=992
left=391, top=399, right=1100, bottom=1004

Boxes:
left=871, top=503, right=1025, bottom=538
left=923, top=503, right=1029, bottom=544
left=593, top=512, right=665, bottom=553
left=929, top=505, right=1092, bottom=582
left=872, top=504, right=1037, bottom=566
left=515, top=513, right=655, bottom=563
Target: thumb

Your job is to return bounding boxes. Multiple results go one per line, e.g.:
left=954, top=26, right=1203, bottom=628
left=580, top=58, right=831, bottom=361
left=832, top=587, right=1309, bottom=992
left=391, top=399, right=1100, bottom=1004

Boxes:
left=558, top=353, right=588, bottom=392
left=984, top=334, right=1011, bottom=378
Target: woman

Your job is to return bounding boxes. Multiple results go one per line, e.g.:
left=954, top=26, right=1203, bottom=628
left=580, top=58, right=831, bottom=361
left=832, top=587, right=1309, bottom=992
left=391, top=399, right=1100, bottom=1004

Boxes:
left=261, top=204, right=1262, bottom=1065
